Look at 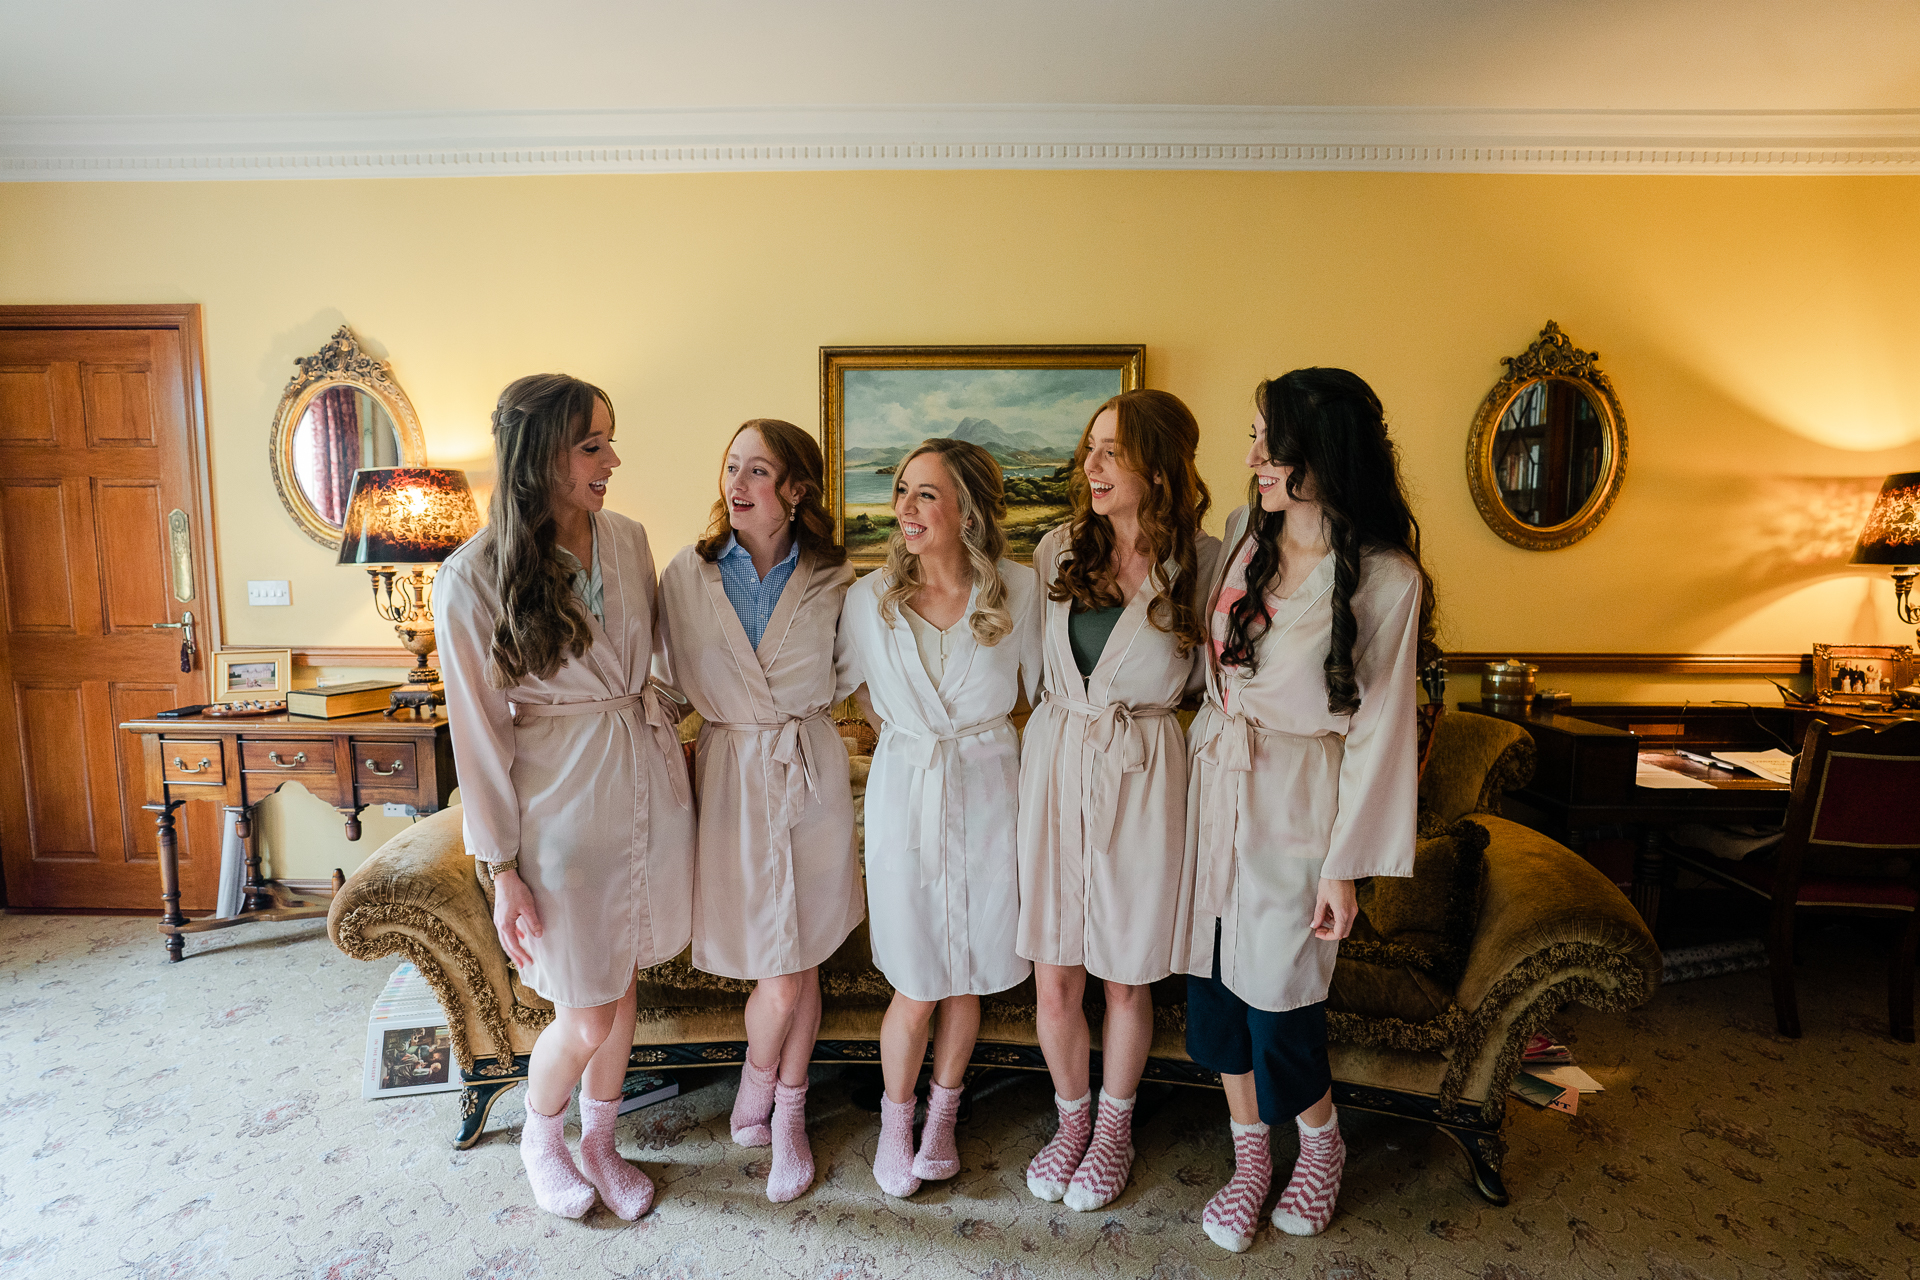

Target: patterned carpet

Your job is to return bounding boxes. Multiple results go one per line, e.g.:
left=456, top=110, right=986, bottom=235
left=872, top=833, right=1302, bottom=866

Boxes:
left=1, top=912, right=1914, bottom=1280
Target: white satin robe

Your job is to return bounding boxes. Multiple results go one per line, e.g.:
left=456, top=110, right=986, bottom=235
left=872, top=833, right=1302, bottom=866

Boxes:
left=437, top=512, right=696, bottom=1009
left=1016, top=525, right=1223, bottom=985
left=833, top=561, right=1043, bottom=1002
left=658, top=545, right=866, bottom=981
left=1176, top=504, right=1422, bottom=1012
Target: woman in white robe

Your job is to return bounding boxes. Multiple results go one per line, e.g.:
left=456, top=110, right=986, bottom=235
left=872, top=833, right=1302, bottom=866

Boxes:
left=439, top=374, right=694, bottom=1224
left=832, top=439, right=1041, bottom=1198
left=1179, top=368, right=1434, bottom=1253
left=658, top=418, right=862, bottom=1204
left=1015, top=389, right=1221, bottom=1212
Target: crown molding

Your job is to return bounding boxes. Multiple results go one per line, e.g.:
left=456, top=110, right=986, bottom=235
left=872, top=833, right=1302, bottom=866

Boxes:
left=4, top=104, right=1918, bottom=180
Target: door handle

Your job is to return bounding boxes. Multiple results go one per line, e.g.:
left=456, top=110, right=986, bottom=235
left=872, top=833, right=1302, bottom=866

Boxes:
left=152, top=610, right=196, bottom=673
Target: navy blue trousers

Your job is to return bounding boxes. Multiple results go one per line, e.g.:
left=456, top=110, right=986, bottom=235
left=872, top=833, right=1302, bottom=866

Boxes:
left=1184, top=921, right=1331, bottom=1125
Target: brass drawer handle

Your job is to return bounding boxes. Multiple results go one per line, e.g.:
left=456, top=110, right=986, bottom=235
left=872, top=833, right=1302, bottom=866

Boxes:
left=267, top=751, right=307, bottom=769
left=363, top=758, right=405, bottom=777
left=172, top=756, right=212, bottom=774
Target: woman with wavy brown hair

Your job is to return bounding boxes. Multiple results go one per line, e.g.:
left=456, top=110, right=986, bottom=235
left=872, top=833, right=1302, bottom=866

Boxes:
left=1179, top=367, right=1436, bottom=1252
left=1014, top=389, right=1219, bottom=1212
left=438, top=373, right=695, bottom=1222
left=657, top=419, right=863, bottom=1203
left=832, top=438, right=1042, bottom=1198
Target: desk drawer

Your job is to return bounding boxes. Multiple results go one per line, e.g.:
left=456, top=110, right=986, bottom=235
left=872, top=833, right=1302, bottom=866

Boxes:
left=352, top=740, right=417, bottom=793
left=240, top=740, right=335, bottom=773
left=162, top=741, right=225, bottom=785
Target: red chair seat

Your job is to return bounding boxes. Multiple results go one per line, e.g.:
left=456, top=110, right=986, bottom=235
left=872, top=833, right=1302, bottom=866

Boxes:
left=1722, top=858, right=1919, bottom=910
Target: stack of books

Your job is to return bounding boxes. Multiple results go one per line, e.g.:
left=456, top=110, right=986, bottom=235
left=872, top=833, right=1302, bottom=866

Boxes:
left=363, top=963, right=460, bottom=1099
left=1508, top=1031, right=1602, bottom=1115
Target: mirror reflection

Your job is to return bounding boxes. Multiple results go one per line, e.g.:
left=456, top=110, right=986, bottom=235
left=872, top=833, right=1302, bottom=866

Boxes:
left=292, top=385, right=402, bottom=529
left=1491, top=378, right=1607, bottom=528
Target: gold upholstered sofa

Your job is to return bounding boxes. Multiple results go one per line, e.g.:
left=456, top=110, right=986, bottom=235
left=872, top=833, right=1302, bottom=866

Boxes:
left=328, top=710, right=1659, bottom=1205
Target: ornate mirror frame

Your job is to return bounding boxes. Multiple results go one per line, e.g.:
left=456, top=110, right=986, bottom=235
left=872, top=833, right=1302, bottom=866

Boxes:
left=269, top=326, right=426, bottom=548
left=1466, top=321, right=1627, bottom=551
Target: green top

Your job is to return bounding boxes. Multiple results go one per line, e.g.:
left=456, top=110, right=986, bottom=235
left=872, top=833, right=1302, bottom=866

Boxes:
left=1068, top=603, right=1125, bottom=679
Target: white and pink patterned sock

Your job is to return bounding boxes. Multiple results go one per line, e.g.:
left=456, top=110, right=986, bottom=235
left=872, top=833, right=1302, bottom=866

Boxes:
left=1024, top=1091, right=1092, bottom=1202
left=911, top=1081, right=964, bottom=1181
left=765, top=1080, right=814, bottom=1203
left=873, top=1092, right=923, bottom=1198
left=520, top=1097, right=598, bottom=1220
left=1202, top=1119, right=1272, bottom=1253
left=578, top=1096, right=654, bottom=1220
left=730, top=1057, right=777, bottom=1147
left=1271, top=1107, right=1345, bottom=1236
left=1063, top=1090, right=1135, bottom=1212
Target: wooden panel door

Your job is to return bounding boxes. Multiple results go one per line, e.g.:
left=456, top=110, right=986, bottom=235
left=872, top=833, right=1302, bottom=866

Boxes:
left=0, top=307, right=220, bottom=910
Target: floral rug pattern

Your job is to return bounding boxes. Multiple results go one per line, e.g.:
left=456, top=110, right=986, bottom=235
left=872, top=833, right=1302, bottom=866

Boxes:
left=1, top=914, right=1914, bottom=1279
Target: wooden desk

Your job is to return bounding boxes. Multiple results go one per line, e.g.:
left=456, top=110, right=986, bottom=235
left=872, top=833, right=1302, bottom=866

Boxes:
left=1460, top=702, right=1793, bottom=930
left=120, top=709, right=455, bottom=962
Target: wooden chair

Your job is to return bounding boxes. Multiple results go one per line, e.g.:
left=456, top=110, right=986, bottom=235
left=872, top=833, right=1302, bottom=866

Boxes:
left=1671, top=718, right=1920, bottom=1041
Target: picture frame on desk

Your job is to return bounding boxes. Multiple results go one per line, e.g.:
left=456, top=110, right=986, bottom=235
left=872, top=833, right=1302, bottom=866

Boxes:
left=1810, top=643, right=1914, bottom=706
left=210, top=648, right=293, bottom=704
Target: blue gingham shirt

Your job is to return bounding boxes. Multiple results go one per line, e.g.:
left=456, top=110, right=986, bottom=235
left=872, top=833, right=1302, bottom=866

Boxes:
left=716, top=534, right=800, bottom=650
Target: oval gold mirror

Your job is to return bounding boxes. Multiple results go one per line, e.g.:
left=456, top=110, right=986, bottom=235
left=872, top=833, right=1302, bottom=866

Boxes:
left=1466, top=322, right=1626, bottom=550
left=270, top=326, right=426, bottom=548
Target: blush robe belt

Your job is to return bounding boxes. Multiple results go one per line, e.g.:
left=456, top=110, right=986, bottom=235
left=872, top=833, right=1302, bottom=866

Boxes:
left=886, top=713, right=1012, bottom=889
left=704, top=709, right=832, bottom=844
left=1041, top=690, right=1177, bottom=859
left=1189, top=699, right=1289, bottom=917
left=510, top=687, right=693, bottom=810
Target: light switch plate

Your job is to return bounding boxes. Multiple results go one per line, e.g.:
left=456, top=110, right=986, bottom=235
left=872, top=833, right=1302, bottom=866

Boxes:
left=247, top=580, right=291, bottom=606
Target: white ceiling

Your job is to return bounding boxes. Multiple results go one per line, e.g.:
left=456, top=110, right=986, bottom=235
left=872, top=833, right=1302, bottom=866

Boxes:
left=5, top=0, right=1919, bottom=177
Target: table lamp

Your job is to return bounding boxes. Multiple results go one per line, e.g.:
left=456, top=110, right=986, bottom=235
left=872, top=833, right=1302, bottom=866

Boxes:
left=1851, top=471, right=1920, bottom=645
left=336, top=467, right=482, bottom=715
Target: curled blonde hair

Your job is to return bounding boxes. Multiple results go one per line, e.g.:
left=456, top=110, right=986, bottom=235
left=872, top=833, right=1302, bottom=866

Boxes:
left=878, top=438, right=1014, bottom=646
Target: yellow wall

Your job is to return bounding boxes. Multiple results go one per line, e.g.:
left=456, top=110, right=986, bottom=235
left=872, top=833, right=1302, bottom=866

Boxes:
left=4, top=171, right=1918, bottom=875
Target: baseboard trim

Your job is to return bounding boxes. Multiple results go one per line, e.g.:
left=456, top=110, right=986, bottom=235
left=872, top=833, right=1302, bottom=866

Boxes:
left=1447, top=652, right=1809, bottom=676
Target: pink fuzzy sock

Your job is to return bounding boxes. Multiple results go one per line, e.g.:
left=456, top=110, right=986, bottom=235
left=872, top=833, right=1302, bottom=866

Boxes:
left=766, top=1080, right=814, bottom=1203
left=731, top=1057, right=777, bottom=1147
left=1064, top=1090, right=1135, bottom=1211
left=519, top=1097, right=597, bottom=1219
left=1202, top=1119, right=1272, bottom=1253
left=873, top=1092, right=923, bottom=1197
left=1024, top=1092, right=1091, bottom=1202
left=578, top=1096, right=654, bottom=1221
left=1271, top=1108, right=1345, bottom=1236
left=911, top=1081, right=964, bottom=1181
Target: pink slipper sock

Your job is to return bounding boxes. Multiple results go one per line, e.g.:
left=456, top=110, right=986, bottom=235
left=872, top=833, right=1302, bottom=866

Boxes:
left=519, top=1097, right=597, bottom=1219
left=766, top=1080, right=814, bottom=1203
left=1271, top=1108, right=1345, bottom=1236
left=1202, top=1119, right=1272, bottom=1253
left=1025, top=1091, right=1091, bottom=1201
left=873, top=1092, right=922, bottom=1197
left=579, top=1096, right=655, bottom=1221
left=731, top=1057, right=777, bottom=1147
left=911, top=1081, right=964, bottom=1181
left=1064, top=1090, right=1135, bottom=1211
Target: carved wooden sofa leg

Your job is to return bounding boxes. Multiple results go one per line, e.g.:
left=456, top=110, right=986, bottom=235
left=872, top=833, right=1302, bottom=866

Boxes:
left=1438, top=1125, right=1510, bottom=1206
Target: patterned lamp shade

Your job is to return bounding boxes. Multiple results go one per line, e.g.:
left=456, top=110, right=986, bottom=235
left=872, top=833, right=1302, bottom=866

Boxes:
left=1851, top=472, right=1920, bottom=567
left=336, top=467, right=481, bottom=565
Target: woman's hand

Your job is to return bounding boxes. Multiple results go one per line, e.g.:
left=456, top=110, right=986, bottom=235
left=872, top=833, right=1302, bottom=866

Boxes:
left=1310, top=877, right=1358, bottom=941
left=491, top=867, right=543, bottom=968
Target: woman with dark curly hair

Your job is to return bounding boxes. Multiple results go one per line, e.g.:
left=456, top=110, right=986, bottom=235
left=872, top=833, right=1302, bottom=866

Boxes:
left=1180, top=368, right=1437, bottom=1251
left=1015, top=389, right=1220, bottom=1212
left=438, top=373, right=695, bottom=1222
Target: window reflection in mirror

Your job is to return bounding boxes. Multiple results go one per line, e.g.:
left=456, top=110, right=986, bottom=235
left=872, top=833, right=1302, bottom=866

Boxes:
left=1491, top=378, right=1606, bottom=528
left=291, top=386, right=401, bottom=528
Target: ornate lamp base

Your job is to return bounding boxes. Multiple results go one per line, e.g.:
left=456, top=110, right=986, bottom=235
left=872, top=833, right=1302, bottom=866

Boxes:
left=386, top=679, right=445, bottom=718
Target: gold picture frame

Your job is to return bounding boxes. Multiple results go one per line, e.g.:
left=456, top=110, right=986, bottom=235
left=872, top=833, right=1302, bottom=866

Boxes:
left=211, top=648, right=294, bottom=704
left=821, top=345, right=1145, bottom=567
left=1811, top=643, right=1915, bottom=705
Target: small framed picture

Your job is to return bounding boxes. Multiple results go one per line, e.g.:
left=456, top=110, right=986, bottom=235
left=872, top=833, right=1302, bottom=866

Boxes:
left=822, top=345, right=1146, bottom=567
left=363, top=1021, right=458, bottom=1099
left=211, top=648, right=292, bottom=703
left=1811, top=643, right=1915, bottom=705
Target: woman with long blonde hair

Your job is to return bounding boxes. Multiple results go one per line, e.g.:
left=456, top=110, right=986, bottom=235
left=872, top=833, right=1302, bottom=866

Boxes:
left=832, top=438, right=1042, bottom=1198
left=437, top=373, right=695, bottom=1221
left=658, top=419, right=863, bottom=1203
left=1016, top=389, right=1220, bottom=1212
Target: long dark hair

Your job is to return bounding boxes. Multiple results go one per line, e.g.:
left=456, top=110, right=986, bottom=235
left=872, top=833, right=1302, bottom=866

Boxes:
left=1049, top=389, right=1212, bottom=655
left=695, top=418, right=846, bottom=566
left=479, top=373, right=607, bottom=687
left=1219, top=368, right=1439, bottom=714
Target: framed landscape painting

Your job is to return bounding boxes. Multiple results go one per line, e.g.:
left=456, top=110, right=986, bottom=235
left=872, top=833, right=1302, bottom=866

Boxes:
left=822, top=345, right=1146, bottom=567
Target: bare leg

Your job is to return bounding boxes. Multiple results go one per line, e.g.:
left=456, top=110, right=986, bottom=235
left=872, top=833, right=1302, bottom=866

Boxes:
left=574, top=979, right=652, bottom=1219
left=528, top=998, right=621, bottom=1117
left=581, top=980, right=639, bottom=1103
left=743, top=971, right=810, bottom=1076
left=880, top=992, right=937, bottom=1103
left=928, top=994, right=981, bottom=1090
left=1034, top=962, right=1090, bottom=1100
left=521, top=991, right=622, bottom=1219
left=1297, top=1087, right=1333, bottom=1129
left=1096, top=979, right=1154, bottom=1102
left=776, top=968, right=823, bottom=1086
left=1220, top=1071, right=1262, bottom=1127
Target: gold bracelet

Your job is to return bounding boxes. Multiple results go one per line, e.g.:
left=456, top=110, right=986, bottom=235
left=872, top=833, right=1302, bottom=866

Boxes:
left=488, top=858, right=519, bottom=876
